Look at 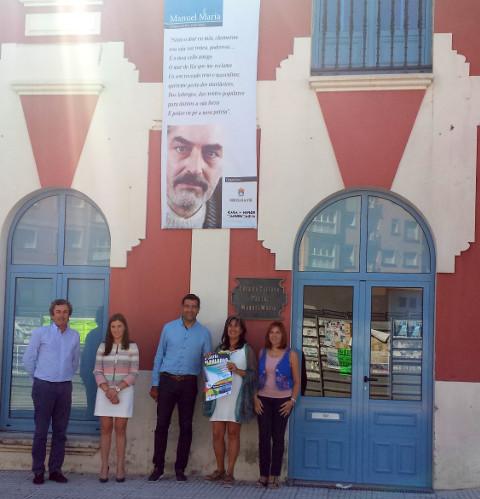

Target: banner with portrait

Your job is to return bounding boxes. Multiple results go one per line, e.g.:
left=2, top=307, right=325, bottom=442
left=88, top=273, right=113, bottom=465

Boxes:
left=161, top=0, right=260, bottom=229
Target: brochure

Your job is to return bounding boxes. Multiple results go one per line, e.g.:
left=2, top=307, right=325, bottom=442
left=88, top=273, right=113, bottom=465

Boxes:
left=203, top=351, right=233, bottom=401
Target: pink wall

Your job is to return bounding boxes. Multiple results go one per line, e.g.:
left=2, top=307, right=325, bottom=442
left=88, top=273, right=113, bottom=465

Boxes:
left=435, top=0, right=480, bottom=76
left=435, top=129, right=480, bottom=381
left=109, top=131, right=192, bottom=370
left=0, top=0, right=311, bottom=82
left=228, top=229, right=292, bottom=355
left=20, top=95, right=98, bottom=188
left=317, top=91, right=425, bottom=189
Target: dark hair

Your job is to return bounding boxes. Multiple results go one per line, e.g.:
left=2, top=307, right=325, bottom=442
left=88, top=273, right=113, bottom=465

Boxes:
left=49, top=299, right=73, bottom=317
left=182, top=293, right=200, bottom=307
left=220, top=315, right=247, bottom=350
left=104, top=313, right=131, bottom=356
left=265, top=321, right=288, bottom=350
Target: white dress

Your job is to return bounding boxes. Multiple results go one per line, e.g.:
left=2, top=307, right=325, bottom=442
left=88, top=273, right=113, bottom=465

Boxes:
left=210, top=345, right=247, bottom=422
left=94, top=385, right=134, bottom=418
left=93, top=343, right=138, bottom=418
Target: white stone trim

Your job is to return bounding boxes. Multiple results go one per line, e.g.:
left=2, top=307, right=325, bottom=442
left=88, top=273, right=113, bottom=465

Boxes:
left=11, top=81, right=104, bottom=95
left=310, top=73, right=433, bottom=92
left=190, top=229, right=230, bottom=344
left=258, top=37, right=345, bottom=270
left=25, top=11, right=101, bottom=37
left=257, top=35, right=480, bottom=273
left=20, top=0, right=103, bottom=5
left=392, top=34, right=480, bottom=273
left=434, top=380, right=480, bottom=489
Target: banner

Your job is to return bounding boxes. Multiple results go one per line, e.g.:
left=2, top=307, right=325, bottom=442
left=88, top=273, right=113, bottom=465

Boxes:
left=161, top=0, right=260, bottom=229
left=204, top=351, right=233, bottom=401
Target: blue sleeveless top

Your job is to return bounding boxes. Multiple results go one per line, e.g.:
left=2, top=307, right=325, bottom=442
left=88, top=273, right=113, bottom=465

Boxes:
left=258, top=348, right=293, bottom=391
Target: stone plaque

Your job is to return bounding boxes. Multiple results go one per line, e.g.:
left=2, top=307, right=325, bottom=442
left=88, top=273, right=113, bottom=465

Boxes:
left=231, top=278, right=287, bottom=320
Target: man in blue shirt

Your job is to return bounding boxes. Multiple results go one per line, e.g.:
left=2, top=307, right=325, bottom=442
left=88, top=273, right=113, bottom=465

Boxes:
left=23, top=299, right=80, bottom=485
left=149, top=293, right=212, bottom=482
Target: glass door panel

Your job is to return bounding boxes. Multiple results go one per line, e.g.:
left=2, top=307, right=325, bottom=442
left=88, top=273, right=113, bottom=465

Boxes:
left=9, top=277, right=55, bottom=418
left=369, top=287, right=423, bottom=401
left=66, top=278, right=106, bottom=419
left=302, top=286, right=354, bottom=397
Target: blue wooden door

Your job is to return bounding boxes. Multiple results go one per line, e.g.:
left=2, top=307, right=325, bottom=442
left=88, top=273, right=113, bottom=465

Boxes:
left=291, top=278, right=361, bottom=484
left=361, top=280, right=433, bottom=487
left=289, top=277, right=433, bottom=488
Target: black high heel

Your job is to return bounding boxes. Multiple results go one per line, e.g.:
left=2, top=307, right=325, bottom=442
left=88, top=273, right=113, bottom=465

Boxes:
left=99, top=466, right=109, bottom=483
left=116, top=476, right=125, bottom=483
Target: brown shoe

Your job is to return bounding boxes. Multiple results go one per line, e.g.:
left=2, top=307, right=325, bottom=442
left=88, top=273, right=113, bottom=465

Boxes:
left=268, top=476, right=280, bottom=489
left=222, top=474, right=235, bottom=487
left=205, top=469, right=225, bottom=481
left=256, top=477, right=268, bottom=488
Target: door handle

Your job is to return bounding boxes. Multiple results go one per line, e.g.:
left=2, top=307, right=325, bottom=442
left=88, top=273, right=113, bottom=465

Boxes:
left=363, top=375, right=378, bottom=383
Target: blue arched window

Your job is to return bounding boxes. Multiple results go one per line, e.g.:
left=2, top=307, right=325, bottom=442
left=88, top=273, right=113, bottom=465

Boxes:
left=1, top=190, right=111, bottom=433
left=298, top=193, right=432, bottom=273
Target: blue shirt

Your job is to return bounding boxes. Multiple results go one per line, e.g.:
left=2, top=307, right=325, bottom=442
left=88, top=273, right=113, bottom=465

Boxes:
left=151, top=317, right=212, bottom=386
left=23, top=323, right=80, bottom=382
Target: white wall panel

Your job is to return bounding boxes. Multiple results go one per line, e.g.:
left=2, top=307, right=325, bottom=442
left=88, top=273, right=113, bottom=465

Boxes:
left=257, top=37, right=344, bottom=270
left=434, top=381, right=480, bottom=489
left=190, top=229, right=230, bottom=344
left=393, top=34, right=480, bottom=273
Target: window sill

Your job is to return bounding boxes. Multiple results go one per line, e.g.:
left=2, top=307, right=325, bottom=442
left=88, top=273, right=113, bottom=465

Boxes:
left=0, top=432, right=99, bottom=456
left=12, top=82, right=104, bottom=96
left=309, top=73, right=433, bottom=92
left=19, top=0, right=103, bottom=6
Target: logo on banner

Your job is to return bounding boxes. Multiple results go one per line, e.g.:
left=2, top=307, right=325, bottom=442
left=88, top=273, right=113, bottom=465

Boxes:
left=165, top=0, right=223, bottom=29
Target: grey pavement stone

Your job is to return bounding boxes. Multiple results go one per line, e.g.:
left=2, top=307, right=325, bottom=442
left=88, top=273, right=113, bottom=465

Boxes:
left=1, top=471, right=480, bottom=499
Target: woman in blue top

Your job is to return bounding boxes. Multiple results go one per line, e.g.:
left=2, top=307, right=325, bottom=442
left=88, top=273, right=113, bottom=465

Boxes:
left=254, top=321, right=300, bottom=488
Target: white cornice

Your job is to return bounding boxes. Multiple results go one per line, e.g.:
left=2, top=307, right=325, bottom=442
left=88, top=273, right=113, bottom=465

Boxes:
left=20, top=0, right=103, bottom=6
left=310, top=73, right=434, bottom=92
left=11, top=81, right=104, bottom=95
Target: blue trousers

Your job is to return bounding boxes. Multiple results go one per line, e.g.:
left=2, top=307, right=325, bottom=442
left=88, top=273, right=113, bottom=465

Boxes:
left=31, top=378, right=72, bottom=474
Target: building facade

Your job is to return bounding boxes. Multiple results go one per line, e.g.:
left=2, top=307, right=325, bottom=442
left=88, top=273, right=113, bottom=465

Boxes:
left=0, top=0, right=479, bottom=490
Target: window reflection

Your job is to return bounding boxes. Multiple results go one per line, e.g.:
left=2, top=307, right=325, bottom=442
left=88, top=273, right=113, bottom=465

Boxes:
left=369, top=287, right=423, bottom=401
left=68, top=279, right=105, bottom=419
left=299, top=197, right=361, bottom=272
left=64, top=195, right=110, bottom=266
left=302, top=286, right=353, bottom=398
left=12, top=196, right=58, bottom=265
left=9, top=278, right=53, bottom=416
left=367, top=197, right=430, bottom=273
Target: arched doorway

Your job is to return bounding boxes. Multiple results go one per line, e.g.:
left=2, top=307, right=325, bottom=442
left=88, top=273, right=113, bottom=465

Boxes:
left=289, top=190, right=434, bottom=489
left=0, top=190, right=111, bottom=433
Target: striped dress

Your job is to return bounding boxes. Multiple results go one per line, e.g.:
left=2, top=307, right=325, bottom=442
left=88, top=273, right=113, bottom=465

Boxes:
left=93, top=342, right=139, bottom=418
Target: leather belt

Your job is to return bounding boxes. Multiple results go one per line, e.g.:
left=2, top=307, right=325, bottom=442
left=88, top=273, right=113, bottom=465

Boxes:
left=161, top=372, right=196, bottom=381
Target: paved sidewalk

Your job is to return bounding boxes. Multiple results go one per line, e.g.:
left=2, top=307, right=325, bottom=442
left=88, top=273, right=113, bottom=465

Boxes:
left=2, top=471, right=480, bottom=499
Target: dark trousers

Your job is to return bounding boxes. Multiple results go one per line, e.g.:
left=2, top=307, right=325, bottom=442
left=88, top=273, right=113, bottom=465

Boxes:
left=31, top=378, right=72, bottom=474
left=153, top=374, right=198, bottom=473
left=257, top=396, right=290, bottom=477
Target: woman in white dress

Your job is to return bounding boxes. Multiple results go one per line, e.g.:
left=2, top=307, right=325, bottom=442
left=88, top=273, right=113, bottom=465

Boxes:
left=93, top=313, right=139, bottom=483
left=203, top=316, right=256, bottom=487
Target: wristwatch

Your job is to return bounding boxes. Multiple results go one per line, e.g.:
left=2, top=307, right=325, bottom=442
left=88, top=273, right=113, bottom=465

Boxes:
left=114, top=386, right=121, bottom=393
